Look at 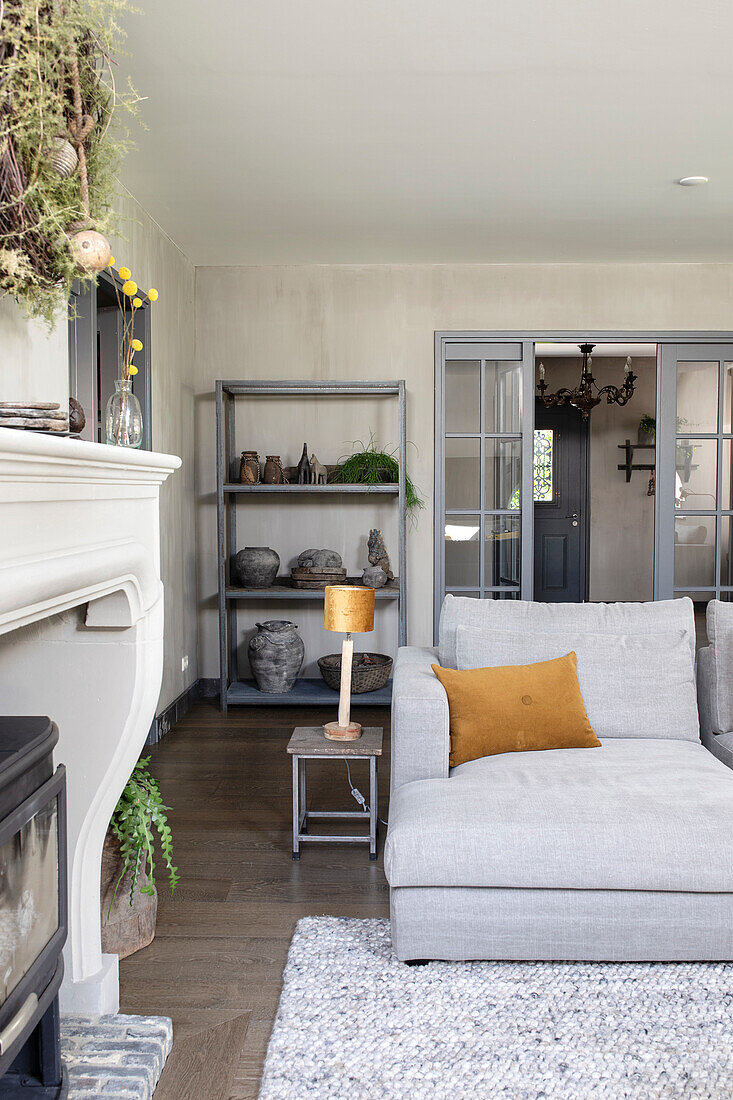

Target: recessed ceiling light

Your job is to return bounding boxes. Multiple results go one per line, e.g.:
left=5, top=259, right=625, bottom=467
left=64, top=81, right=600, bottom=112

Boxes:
left=678, top=176, right=709, bottom=186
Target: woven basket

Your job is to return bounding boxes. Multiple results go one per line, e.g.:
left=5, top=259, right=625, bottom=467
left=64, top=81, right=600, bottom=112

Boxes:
left=317, top=652, right=392, bottom=694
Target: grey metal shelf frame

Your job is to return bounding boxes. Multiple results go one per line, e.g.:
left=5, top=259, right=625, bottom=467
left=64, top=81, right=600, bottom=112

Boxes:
left=216, top=379, right=408, bottom=711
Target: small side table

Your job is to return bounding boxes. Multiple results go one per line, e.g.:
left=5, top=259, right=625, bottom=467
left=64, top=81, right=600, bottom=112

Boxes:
left=287, top=726, right=383, bottom=861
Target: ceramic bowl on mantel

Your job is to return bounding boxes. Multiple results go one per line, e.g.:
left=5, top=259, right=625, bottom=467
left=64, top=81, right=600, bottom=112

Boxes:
left=232, top=546, right=280, bottom=588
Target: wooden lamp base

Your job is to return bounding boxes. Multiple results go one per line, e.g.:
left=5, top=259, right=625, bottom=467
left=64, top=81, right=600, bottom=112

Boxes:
left=324, top=720, right=362, bottom=741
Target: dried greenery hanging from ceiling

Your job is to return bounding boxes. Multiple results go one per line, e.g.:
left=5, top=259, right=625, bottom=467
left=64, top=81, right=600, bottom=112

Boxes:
left=0, top=0, right=140, bottom=325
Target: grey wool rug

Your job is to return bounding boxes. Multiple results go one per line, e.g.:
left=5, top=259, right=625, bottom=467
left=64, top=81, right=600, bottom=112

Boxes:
left=259, top=917, right=733, bottom=1100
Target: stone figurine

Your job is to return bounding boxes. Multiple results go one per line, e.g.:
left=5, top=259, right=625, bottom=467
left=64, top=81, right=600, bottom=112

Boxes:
left=297, top=549, right=342, bottom=570
left=309, top=453, right=328, bottom=485
left=367, top=529, right=394, bottom=580
left=362, top=565, right=388, bottom=589
left=248, top=620, right=304, bottom=693
left=297, top=443, right=311, bottom=485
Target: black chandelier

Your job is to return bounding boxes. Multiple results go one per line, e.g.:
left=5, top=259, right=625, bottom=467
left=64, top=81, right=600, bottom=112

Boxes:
left=536, top=343, right=636, bottom=420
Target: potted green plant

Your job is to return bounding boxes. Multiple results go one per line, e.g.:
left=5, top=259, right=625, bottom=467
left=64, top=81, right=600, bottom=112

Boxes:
left=330, top=434, right=424, bottom=519
left=100, top=757, right=179, bottom=959
left=637, top=414, right=656, bottom=445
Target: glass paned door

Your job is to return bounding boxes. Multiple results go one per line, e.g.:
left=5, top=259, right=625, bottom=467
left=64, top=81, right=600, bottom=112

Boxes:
left=657, top=345, right=733, bottom=610
left=435, top=340, right=534, bottom=639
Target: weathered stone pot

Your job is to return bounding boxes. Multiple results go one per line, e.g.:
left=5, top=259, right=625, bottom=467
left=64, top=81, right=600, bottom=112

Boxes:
left=100, top=832, right=157, bottom=960
left=232, top=546, right=280, bottom=588
left=249, top=619, right=304, bottom=693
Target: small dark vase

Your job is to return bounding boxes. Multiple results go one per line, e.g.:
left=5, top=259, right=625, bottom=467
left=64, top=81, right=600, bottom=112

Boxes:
left=297, top=443, right=310, bottom=485
left=249, top=620, right=305, bottom=693
left=232, top=546, right=280, bottom=588
left=239, top=450, right=260, bottom=484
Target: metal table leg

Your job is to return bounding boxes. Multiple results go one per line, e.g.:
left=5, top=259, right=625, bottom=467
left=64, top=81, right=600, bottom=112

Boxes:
left=369, top=755, right=378, bottom=860
left=299, top=757, right=307, bottom=833
left=292, top=755, right=300, bottom=860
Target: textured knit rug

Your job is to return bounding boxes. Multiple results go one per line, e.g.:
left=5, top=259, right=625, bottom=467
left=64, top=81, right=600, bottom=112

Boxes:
left=259, top=917, right=733, bottom=1100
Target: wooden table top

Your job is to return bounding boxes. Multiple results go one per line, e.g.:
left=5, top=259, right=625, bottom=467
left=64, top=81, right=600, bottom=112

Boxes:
left=287, top=726, right=383, bottom=756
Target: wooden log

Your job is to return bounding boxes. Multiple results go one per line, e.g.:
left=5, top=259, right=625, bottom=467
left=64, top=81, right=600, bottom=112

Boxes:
left=100, top=832, right=158, bottom=959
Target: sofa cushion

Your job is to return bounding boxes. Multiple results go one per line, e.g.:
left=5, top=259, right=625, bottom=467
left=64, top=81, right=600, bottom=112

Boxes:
left=432, top=653, right=600, bottom=765
left=456, top=625, right=699, bottom=742
left=438, top=594, right=696, bottom=670
left=706, top=600, right=733, bottom=734
left=384, top=738, right=733, bottom=891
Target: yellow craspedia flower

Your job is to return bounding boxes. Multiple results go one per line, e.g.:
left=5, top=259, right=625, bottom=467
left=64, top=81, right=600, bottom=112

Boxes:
left=118, top=266, right=131, bottom=280
left=132, top=297, right=143, bottom=308
left=122, top=280, right=137, bottom=297
left=131, top=338, right=143, bottom=351
left=108, top=256, right=115, bottom=267
left=147, top=288, right=159, bottom=301
left=129, top=365, right=138, bottom=376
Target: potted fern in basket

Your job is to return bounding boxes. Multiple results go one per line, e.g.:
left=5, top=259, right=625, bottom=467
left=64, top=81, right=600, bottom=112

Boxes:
left=100, top=758, right=179, bottom=959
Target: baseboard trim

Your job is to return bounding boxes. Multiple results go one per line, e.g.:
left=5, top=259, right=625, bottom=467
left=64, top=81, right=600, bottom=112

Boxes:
left=198, top=678, right=219, bottom=699
left=147, top=680, right=201, bottom=745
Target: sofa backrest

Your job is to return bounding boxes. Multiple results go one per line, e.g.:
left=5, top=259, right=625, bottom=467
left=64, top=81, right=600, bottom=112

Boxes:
left=439, top=595, right=696, bottom=669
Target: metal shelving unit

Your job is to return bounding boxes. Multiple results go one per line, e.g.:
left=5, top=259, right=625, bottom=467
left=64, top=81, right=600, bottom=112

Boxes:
left=216, top=379, right=407, bottom=711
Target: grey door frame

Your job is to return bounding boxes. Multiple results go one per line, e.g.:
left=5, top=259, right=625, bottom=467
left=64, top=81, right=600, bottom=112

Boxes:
left=656, top=342, right=733, bottom=602
left=435, top=330, right=733, bottom=642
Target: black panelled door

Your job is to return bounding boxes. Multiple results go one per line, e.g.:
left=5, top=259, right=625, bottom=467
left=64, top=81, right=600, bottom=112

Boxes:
left=533, top=398, right=589, bottom=602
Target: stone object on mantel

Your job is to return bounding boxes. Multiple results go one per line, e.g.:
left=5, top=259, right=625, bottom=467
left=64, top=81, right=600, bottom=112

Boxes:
left=0, top=416, right=69, bottom=431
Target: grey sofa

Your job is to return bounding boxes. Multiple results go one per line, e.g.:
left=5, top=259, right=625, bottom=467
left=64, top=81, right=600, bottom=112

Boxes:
left=384, top=596, right=733, bottom=962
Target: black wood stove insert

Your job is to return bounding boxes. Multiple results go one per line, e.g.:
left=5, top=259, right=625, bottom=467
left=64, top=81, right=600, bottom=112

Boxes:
left=0, top=718, right=67, bottom=1099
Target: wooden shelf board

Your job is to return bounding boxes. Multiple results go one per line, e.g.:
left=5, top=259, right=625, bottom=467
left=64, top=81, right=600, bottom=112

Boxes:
left=223, top=483, right=399, bottom=494
left=226, top=678, right=393, bottom=706
left=226, top=579, right=400, bottom=600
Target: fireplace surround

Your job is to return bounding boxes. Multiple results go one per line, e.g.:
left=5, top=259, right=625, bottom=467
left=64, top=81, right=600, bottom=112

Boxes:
left=0, top=428, right=180, bottom=1014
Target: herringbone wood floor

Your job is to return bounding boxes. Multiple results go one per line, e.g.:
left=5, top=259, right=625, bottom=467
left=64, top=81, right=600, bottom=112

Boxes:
left=119, top=700, right=391, bottom=1099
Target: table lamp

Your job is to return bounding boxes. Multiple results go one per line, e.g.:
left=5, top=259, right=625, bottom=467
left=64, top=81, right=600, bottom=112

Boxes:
left=323, top=585, right=375, bottom=740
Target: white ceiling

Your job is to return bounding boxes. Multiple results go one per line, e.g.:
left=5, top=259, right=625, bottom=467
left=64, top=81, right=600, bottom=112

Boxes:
left=536, top=343, right=657, bottom=357
left=118, top=0, right=733, bottom=265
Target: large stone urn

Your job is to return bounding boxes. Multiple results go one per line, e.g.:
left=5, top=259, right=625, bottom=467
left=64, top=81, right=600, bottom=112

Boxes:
left=232, top=546, right=280, bottom=588
left=248, top=619, right=304, bottom=693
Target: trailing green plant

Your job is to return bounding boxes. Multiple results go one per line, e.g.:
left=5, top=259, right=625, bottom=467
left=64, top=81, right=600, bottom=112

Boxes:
left=638, top=414, right=656, bottom=436
left=0, top=0, right=141, bottom=324
left=108, top=757, right=179, bottom=914
left=330, top=433, right=425, bottom=517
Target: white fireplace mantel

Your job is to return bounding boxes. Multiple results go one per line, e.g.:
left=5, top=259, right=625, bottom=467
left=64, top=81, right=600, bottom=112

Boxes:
left=0, top=428, right=180, bottom=1014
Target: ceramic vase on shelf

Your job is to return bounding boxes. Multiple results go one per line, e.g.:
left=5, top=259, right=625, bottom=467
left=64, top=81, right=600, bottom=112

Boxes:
left=248, top=620, right=304, bottom=693
left=232, top=546, right=280, bottom=588
left=105, top=379, right=143, bottom=449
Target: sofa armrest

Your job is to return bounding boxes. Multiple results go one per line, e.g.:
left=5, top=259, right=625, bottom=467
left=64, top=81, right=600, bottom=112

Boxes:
left=697, top=645, right=715, bottom=743
left=698, top=643, right=733, bottom=770
left=390, top=646, right=449, bottom=792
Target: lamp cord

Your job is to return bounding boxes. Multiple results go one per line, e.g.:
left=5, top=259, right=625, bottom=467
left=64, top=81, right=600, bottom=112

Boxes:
left=344, top=760, right=388, bottom=828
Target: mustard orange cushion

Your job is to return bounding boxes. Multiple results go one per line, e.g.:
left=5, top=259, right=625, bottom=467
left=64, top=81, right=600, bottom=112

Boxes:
left=432, top=652, right=600, bottom=767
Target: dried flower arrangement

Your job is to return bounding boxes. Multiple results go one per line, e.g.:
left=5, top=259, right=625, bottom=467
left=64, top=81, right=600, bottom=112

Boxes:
left=0, top=0, right=141, bottom=324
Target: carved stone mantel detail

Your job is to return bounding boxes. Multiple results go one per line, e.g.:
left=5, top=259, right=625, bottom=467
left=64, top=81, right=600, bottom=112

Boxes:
left=0, top=428, right=180, bottom=1014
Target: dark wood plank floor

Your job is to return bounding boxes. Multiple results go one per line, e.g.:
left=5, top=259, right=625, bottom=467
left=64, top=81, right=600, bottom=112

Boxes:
left=119, top=701, right=391, bottom=1099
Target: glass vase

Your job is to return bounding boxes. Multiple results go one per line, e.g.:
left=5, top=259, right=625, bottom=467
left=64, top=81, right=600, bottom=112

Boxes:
left=105, top=379, right=143, bottom=448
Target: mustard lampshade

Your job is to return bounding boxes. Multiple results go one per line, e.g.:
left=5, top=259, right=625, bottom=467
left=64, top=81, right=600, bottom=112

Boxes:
left=324, top=585, right=375, bottom=634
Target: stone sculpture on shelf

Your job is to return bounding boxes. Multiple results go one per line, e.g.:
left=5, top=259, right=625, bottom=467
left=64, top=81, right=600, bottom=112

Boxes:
left=296, top=443, right=311, bottom=484
left=309, top=453, right=328, bottom=485
left=297, top=549, right=342, bottom=570
left=367, top=529, right=394, bottom=580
